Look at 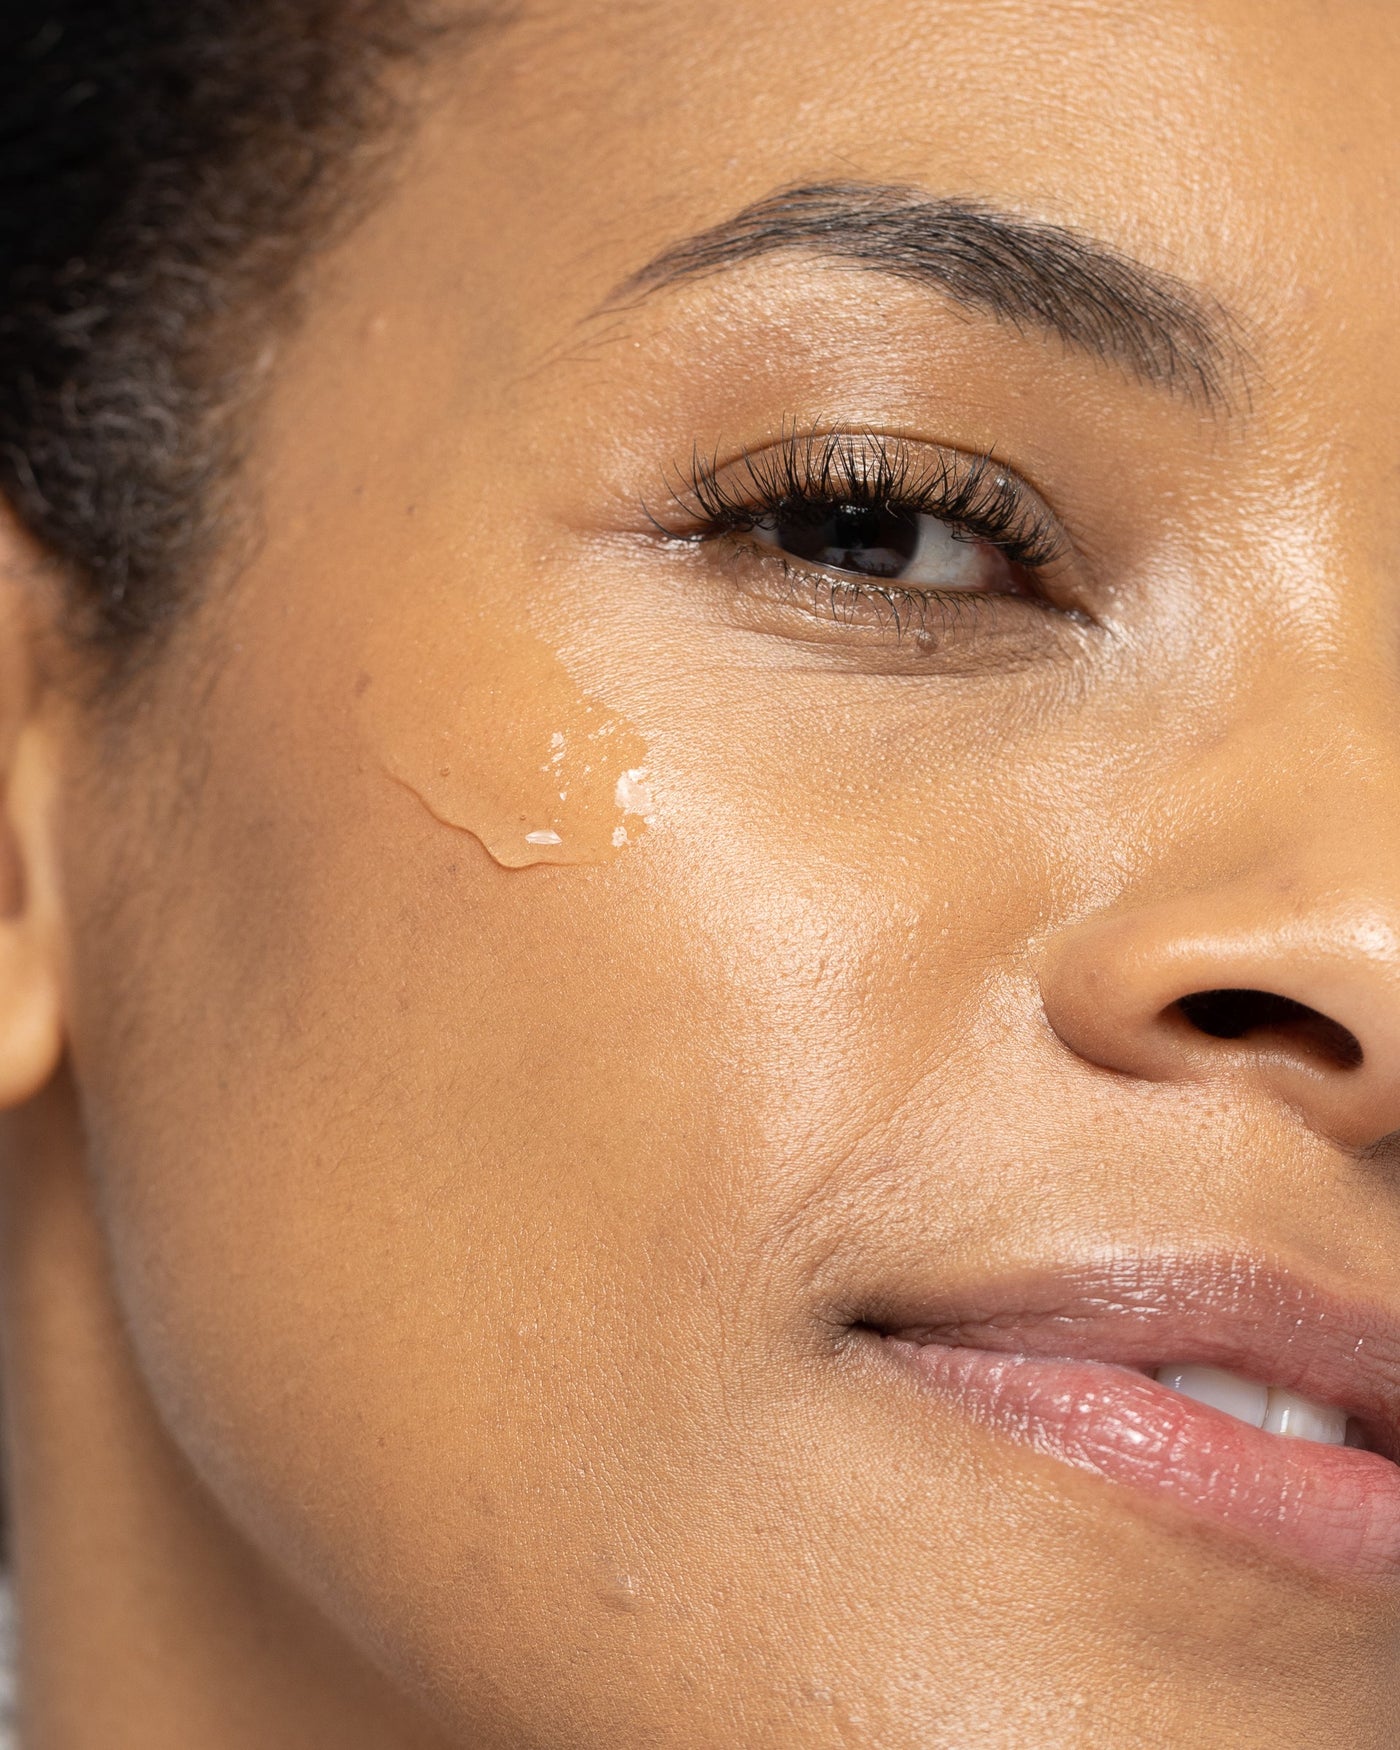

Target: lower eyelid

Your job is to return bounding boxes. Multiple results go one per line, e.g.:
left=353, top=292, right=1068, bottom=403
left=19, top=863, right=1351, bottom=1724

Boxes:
left=734, top=541, right=1024, bottom=620
left=664, top=531, right=1095, bottom=674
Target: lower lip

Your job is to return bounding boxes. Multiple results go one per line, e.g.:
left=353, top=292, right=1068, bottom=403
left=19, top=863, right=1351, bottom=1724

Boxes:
left=890, top=1339, right=1400, bottom=1579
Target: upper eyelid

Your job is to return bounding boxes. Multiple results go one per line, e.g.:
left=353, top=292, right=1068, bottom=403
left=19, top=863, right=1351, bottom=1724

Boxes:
left=659, top=428, right=1068, bottom=569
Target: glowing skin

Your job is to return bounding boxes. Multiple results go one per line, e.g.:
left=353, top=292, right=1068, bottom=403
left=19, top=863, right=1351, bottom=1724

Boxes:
left=0, top=2, right=1398, bottom=1747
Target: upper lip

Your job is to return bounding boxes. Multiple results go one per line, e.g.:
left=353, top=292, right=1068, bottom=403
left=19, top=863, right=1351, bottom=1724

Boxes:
left=858, top=1253, right=1400, bottom=1458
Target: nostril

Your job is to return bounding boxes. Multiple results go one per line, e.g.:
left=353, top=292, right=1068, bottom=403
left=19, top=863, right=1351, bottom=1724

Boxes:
left=1173, top=989, right=1364, bottom=1071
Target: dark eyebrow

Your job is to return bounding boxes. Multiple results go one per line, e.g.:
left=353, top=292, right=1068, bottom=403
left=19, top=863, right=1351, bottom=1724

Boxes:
left=605, top=182, right=1242, bottom=410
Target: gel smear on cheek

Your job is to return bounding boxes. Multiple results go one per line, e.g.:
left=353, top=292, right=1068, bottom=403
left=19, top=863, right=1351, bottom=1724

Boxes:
left=365, top=621, right=654, bottom=869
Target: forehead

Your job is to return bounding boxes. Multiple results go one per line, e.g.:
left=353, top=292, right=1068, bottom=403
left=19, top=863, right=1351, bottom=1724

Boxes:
left=420, top=0, right=1394, bottom=385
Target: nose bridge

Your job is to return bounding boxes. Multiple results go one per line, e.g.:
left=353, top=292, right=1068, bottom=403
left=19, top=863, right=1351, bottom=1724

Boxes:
left=1130, top=635, right=1400, bottom=904
left=1197, top=649, right=1400, bottom=852
left=1039, top=681, right=1400, bottom=1151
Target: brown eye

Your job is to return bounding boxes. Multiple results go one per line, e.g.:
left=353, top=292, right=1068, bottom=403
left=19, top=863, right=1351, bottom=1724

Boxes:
left=750, top=500, right=1023, bottom=592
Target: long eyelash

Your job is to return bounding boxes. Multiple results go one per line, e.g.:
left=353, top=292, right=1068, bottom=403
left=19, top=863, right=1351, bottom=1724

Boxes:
left=663, top=426, right=1064, bottom=572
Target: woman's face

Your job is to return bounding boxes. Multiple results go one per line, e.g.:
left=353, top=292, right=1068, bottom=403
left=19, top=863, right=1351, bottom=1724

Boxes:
left=44, top=0, right=1400, bottom=1742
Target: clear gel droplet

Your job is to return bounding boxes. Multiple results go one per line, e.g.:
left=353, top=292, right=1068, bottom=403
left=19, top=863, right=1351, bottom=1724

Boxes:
left=364, top=621, right=654, bottom=868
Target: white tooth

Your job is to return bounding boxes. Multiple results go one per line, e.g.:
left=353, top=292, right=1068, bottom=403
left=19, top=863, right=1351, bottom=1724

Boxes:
left=1154, top=1364, right=1269, bottom=1429
left=1262, top=1387, right=1349, bottom=1445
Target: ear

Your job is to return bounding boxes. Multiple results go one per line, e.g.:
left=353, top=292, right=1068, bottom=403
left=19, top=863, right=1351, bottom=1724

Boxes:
left=0, top=509, right=66, bottom=1110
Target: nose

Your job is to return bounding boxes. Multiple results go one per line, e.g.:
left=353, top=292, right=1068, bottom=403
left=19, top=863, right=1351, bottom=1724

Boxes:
left=1040, top=885, right=1400, bottom=1150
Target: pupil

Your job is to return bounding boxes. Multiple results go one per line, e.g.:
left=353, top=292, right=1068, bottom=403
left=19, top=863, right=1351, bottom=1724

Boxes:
left=773, top=502, right=919, bottom=578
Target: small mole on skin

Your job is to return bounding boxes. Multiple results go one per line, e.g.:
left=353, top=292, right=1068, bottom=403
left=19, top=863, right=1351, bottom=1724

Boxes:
left=354, top=670, right=374, bottom=697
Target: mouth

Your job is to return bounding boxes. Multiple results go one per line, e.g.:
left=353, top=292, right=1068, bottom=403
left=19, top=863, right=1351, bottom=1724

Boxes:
left=859, top=1255, right=1400, bottom=1579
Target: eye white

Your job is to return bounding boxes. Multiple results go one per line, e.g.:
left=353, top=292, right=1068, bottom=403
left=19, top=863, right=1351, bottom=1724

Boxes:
left=899, top=516, right=1004, bottom=589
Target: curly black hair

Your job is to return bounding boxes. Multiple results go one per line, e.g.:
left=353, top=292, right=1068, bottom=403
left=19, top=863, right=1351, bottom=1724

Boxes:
left=0, top=3, right=481, bottom=648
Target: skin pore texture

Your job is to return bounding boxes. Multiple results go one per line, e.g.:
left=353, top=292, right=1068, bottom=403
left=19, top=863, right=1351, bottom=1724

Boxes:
left=0, top=0, right=1397, bottom=1744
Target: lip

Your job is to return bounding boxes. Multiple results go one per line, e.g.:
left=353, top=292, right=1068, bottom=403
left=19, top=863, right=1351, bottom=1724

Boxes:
left=862, top=1255, right=1400, bottom=1579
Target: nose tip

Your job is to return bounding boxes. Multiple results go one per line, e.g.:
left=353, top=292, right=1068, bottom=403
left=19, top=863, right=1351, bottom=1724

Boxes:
left=1040, top=894, right=1400, bottom=1150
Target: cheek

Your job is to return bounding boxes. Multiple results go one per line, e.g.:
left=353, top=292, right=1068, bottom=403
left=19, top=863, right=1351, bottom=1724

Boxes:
left=53, top=648, right=1022, bottom=1683
left=60, top=532, right=1085, bottom=1492
left=56, top=601, right=1393, bottom=1739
